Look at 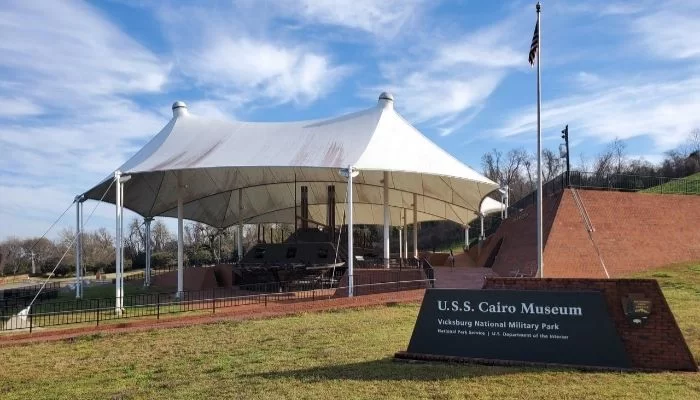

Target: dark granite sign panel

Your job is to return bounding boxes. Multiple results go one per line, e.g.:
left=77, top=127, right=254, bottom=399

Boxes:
left=405, top=289, right=630, bottom=368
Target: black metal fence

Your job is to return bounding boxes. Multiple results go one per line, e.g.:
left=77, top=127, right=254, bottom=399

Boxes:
left=508, top=172, right=567, bottom=215
left=567, top=171, right=699, bottom=193
left=507, top=171, right=699, bottom=216
left=0, top=267, right=434, bottom=333
left=0, top=282, right=61, bottom=312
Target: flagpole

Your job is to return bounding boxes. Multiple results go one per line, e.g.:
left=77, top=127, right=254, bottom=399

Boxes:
left=536, top=2, right=543, bottom=278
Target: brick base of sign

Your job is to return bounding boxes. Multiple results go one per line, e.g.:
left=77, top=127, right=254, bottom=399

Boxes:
left=481, top=278, right=697, bottom=372
left=394, top=351, right=644, bottom=372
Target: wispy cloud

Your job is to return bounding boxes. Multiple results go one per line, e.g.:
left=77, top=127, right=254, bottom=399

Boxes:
left=381, top=70, right=505, bottom=125
left=278, top=0, right=425, bottom=38
left=633, top=9, right=700, bottom=60
left=184, top=37, right=349, bottom=105
left=154, top=3, right=351, bottom=109
left=493, top=76, right=700, bottom=150
left=0, top=0, right=170, bottom=238
left=435, top=21, right=523, bottom=69
left=0, top=97, right=43, bottom=118
left=493, top=1, right=700, bottom=151
left=375, top=16, right=527, bottom=135
left=573, top=72, right=604, bottom=89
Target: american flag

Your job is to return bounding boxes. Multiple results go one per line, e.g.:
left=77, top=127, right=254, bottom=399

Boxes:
left=528, top=20, right=539, bottom=66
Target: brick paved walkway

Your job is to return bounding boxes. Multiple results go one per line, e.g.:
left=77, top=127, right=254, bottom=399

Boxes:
left=433, top=266, right=494, bottom=289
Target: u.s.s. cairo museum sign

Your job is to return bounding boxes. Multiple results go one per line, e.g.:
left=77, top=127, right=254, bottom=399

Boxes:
left=399, top=289, right=630, bottom=368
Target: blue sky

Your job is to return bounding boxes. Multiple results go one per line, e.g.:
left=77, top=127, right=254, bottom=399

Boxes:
left=2, top=0, right=700, bottom=240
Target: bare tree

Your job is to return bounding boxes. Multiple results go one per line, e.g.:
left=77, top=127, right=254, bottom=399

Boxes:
left=680, top=128, right=700, bottom=156
left=481, top=149, right=502, bottom=183
left=152, top=220, right=171, bottom=252
left=482, top=147, right=530, bottom=199
left=576, top=152, right=590, bottom=173
left=611, top=138, right=627, bottom=174
left=522, top=152, right=535, bottom=189
left=129, top=218, right=145, bottom=253
left=83, top=228, right=114, bottom=268
left=0, top=238, right=22, bottom=275
left=542, top=148, right=562, bottom=181
left=124, top=218, right=145, bottom=260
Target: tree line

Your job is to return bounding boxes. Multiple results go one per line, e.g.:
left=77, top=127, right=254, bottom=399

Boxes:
left=0, top=220, right=273, bottom=277
left=480, top=129, right=700, bottom=202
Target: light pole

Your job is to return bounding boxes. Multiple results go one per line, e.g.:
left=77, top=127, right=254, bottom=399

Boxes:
left=561, top=124, right=570, bottom=186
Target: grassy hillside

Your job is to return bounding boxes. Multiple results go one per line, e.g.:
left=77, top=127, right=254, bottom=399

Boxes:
left=641, top=172, right=700, bottom=194
left=1, top=263, right=699, bottom=400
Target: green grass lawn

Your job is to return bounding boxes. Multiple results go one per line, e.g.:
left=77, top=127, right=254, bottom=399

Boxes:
left=1, top=263, right=699, bottom=400
left=54, top=280, right=170, bottom=302
left=641, top=172, right=700, bottom=194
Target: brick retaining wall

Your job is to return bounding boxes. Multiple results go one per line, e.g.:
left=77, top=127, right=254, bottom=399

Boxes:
left=480, top=189, right=700, bottom=278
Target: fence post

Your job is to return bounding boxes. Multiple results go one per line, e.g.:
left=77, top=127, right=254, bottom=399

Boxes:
left=265, top=294, right=268, bottom=307
left=212, top=288, right=215, bottom=314
left=29, top=306, right=33, bottom=334
left=157, top=293, right=160, bottom=320
left=96, top=302, right=100, bottom=327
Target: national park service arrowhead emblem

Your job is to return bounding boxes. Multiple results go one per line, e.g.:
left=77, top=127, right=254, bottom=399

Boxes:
left=621, top=293, right=652, bottom=326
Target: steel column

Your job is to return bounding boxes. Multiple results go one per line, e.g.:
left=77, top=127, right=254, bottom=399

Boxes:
left=144, top=217, right=153, bottom=287
left=176, top=172, right=184, bottom=298
left=383, top=171, right=390, bottom=268
left=75, top=196, right=82, bottom=299
left=412, top=193, right=418, bottom=258
left=346, top=166, right=355, bottom=297
left=237, top=189, right=243, bottom=261
left=114, top=171, right=123, bottom=315
left=403, top=208, right=408, bottom=258
left=465, top=225, right=469, bottom=250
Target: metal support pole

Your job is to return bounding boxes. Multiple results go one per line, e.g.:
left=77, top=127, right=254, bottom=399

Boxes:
left=500, top=190, right=505, bottom=220
left=398, top=227, right=402, bottom=265
left=218, top=229, right=223, bottom=263
left=536, top=2, right=544, bottom=278
left=480, top=214, right=485, bottom=240
left=114, top=171, right=123, bottom=315
left=403, top=208, right=408, bottom=258
left=383, top=171, right=390, bottom=268
left=75, top=196, right=82, bottom=299
left=412, top=193, right=418, bottom=258
left=119, top=175, right=125, bottom=311
left=505, top=186, right=509, bottom=219
left=346, top=166, right=355, bottom=297
left=465, top=225, right=469, bottom=250
left=176, top=172, right=184, bottom=299
left=237, top=189, right=243, bottom=261
left=79, top=200, right=83, bottom=297
left=144, top=217, right=153, bottom=287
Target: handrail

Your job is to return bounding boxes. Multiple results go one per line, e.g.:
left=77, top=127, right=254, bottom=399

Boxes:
left=571, top=188, right=594, bottom=232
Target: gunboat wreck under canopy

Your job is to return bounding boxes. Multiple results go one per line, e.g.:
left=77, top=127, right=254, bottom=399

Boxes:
left=82, top=93, right=499, bottom=228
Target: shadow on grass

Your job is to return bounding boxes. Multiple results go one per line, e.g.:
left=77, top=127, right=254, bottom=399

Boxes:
left=244, top=357, right=547, bottom=382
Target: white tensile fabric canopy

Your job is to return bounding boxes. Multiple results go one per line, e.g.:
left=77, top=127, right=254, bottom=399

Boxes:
left=480, top=196, right=505, bottom=216
left=83, top=93, right=499, bottom=227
